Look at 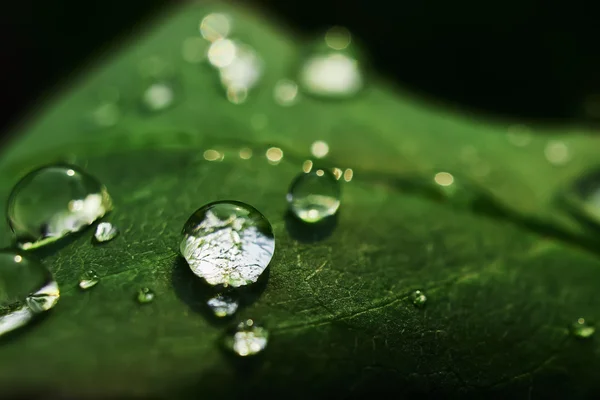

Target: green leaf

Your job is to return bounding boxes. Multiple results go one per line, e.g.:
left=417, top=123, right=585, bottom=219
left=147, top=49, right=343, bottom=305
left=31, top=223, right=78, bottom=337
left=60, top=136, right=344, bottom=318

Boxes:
left=1, top=2, right=600, bottom=398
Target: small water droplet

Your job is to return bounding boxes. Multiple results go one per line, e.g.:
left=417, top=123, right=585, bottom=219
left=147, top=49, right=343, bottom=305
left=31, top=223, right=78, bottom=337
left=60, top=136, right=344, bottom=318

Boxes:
left=324, top=26, right=352, bottom=50
left=94, top=222, right=119, bottom=243
left=310, top=140, right=329, bottom=158
left=302, top=160, right=313, bottom=173
left=411, top=290, right=427, bottom=308
left=142, top=82, right=175, bottom=112
left=332, top=167, right=343, bottom=180
left=544, top=140, right=570, bottom=166
left=434, top=172, right=454, bottom=187
left=7, top=164, right=113, bottom=249
left=287, top=169, right=341, bottom=223
left=239, top=148, right=253, bottom=160
left=299, top=53, right=363, bottom=98
left=203, top=149, right=224, bottom=162
left=200, top=13, right=231, bottom=42
left=343, top=168, right=354, bottom=182
left=79, top=270, right=99, bottom=290
left=273, top=79, right=299, bottom=106
left=266, top=147, right=283, bottom=165
left=207, top=294, right=239, bottom=317
left=136, top=287, right=155, bottom=304
left=180, top=201, right=275, bottom=287
left=224, top=319, right=268, bottom=356
left=571, top=317, right=595, bottom=339
left=0, top=251, right=59, bottom=337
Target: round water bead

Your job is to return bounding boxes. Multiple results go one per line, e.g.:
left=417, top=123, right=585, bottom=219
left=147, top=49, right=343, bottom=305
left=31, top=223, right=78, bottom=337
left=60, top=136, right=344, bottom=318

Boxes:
left=207, top=293, right=239, bottom=318
left=7, top=164, right=113, bottom=249
left=0, top=251, right=59, bottom=337
left=287, top=169, right=341, bottom=223
left=224, top=319, right=269, bottom=356
left=180, top=201, right=275, bottom=287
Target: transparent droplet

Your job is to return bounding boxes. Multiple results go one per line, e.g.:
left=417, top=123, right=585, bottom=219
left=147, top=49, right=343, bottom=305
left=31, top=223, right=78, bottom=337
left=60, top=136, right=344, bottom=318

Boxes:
left=273, top=79, right=299, bottom=106
left=224, top=319, right=268, bottom=356
left=79, top=270, right=99, bottom=290
left=544, top=140, right=570, bottom=166
left=207, top=294, right=239, bottom=317
left=571, top=317, right=595, bottom=339
left=142, top=82, right=175, bottom=112
left=208, top=39, right=237, bottom=68
left=7, top=164, right=113, bottom=249
left=310, top=140, right=329, bottom=158
left=299, top=52, right=363, bottom=98
left=200, top=13, right=231, bottom=42
left=266, top=147, right=283, bottom=165
left=94, top=222, right=119, bottom=243
left=411, top=290, right=427, bottom=308
left=324, top=26, right=352, bottom=50
left=136, top=287, right=155, bottom=304
left=0, top=251, right=59, bottom=337
left=287, top=169, right=341, bottom=223
left=180, top=201, right=275, bottom=287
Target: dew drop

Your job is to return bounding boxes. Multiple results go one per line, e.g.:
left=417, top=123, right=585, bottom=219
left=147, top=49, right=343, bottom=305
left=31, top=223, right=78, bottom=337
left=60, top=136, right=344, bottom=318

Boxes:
left=142, top=82, right=175, bottom=112
left=571, top=317, right=595, bottom=339
left=79, top=270, right=99, bottom=290
left=136, top=287, right=155, bottom=304
left=7, top=164, right=113, bottom=249
left=94, top=222, right=119, bottom=243
left=273, top=79, right=299, bottom=106
left=325, top=26, right=352, bottom=50
left=287, top=169, right=341, bottom=223
left=200, top=13, right=231, bottom=42
left=207, top=293, right=239, bottom=317
left=544, top=140, right=570, bottom=166
left=224, top=319, right=268, bottom=356
left=411, top=290, right=427, bottom=308
left=310, top=140, right=329, bottom=159
left=0, top=251, right=59, bottom=337
left=180, top=201, right=275, bottom=287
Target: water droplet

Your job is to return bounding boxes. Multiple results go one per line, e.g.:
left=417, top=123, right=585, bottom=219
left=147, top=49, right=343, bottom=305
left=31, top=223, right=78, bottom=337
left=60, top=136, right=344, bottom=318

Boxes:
left=180, top=201, right=275, bottom=287
left=324, top=26, right=352, bottom=50
left=79, top=270, right=99, bottom=290
left=266, top=147, right=283, bottom=165
left=239, top=148, right=253, bottom=160
left=200, top=13, right=231, bottom=42
left=299, top=53, right=363, bottom=98
left=571, top=317, right=595, bottom=339
left=411, top=290, right=427, bottom=308
left=207, top=294, right=239, bottom=317
left=343, top=168, right=354, bottom=182
left=332, top=167, right=343, bottom=180
left=302, top=160, right=313, bottom=173
left=273, top=79, right=299, bottom=106
left=434, top=172, right=454, bottom=187
left=287, top=169, right=341, bottom=223
left=207, top=39, right=237, bottom=68
left=136, top=287, right=155, bottom=304
left=544, top=140, right=570, bottom=166
left=142, top=82, right=175, bottom=112
left=203, top=149, right=224, bottom=162
left=7, top=164, right=113, bottom=249
left=224, top=319, right=268, bottom=356
left=0, top=251, right=59, bottom=337
left=310, top=140, right=329, bottom=159
left=94, top=222, right=119, bottom=243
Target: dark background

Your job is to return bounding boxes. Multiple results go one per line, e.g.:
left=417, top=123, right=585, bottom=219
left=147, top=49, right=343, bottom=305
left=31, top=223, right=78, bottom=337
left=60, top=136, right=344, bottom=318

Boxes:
left=1, top=0, right=599, bottom=137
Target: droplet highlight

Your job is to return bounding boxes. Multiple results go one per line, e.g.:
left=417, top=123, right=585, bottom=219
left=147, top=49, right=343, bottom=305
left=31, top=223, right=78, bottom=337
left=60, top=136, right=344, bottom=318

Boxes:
left=224, top=319, right=268, bottom=356
left=7, top=164, right=113, bottom=249
left=94, top=222, right=119, bottom=243
left=137, top=287, right=155, bottom=304
left=207, top=294, right=239, bottom=317
left=0, top=251, right=59, bottom=337
left=79, top=270, right=99, bottom=290
left=200, top=13, right=231, bottom=42
left=571, top=317, right=595, bottom=339
left=287, top=169, right=341, bottom=223
left=411, top=290, right=427, bottom=308
left=273, top=79, right=299, bottom=106
left=142, top=82, right=175, bottom=112
left=180, top=201, right=275, bottom=287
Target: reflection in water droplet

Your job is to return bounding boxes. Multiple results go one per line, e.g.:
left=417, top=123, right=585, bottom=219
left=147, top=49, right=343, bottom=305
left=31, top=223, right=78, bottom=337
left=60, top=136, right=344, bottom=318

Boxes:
left=142, top=82, right=175, bottom=112
left=266, top=147, right=283, bottom=165
left=273, top=79, right=299, bottom=106
left=302, top=160, right=313, bottom=173
left=137, top=287, right=155, bottom=304
left=571, top=317, right=595, bottom=339
left=332, top=168, right=343, bottom=180
left=310, top=140, right=329, bottom=159
left=300, top=53, right=363, bottom=98
left=325, top=26, right=352, bottom=50
left=7, top=164, right=112, bottom=249
left=79, top=270, right=99, bottom=290
left=94, top=222, right=119, bottom=243
left=92, top=103, right=119, bottom=127
left=224, top=319, right=268, bottom=356
left=180, top=201, right=275, bottom=287
left=0, top=251, right=59, bottom=337
left=182, top=37, right=207, bottom=64
left=207, top=294, right=239, bottom=317
left=544, top=140, right=570, bottom=166
left=239, top=148, right=253, bottom=160
left=434, top=172, right=454, bottom=187
left=208, top=39, right=237, bottom=68
left=411, top=290, right=427, bottom=308
left=506, top=124, right=532, bottom=147
left=287, top=169, right=341, bottom=223
left=204, top=149, right=224, bottom=162
left=343, top=168, right=354, bottom=182
left=200, top=13, right=231, bottom=42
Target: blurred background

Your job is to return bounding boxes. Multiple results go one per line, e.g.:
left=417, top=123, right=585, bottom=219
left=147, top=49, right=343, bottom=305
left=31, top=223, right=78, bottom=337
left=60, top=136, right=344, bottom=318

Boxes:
left=1, top=0, right=599, bottom=138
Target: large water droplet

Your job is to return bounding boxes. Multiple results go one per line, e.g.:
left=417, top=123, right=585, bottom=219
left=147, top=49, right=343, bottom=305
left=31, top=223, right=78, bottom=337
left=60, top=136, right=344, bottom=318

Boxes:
left=207, top=293, right=239, bottom=317
left=411, top=290, right=427, bottom=308
left=200, top=13, right=231, bottom=42
left=0, top=251, right=59, bottom=337
left=287, top=169, right=341, bottom=223
left=571, top=317, right=595, bottom=339
left=224, top=319, right=268, bottom=356
left=94, top=222, right=119, bottom=243
left=7, top=164, right=113, bottom=249
left=136, top=287, right=155, bottom=304
left=180, top=201, right=275, bottom=287
left=78, top=270, right=99, bottom=290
